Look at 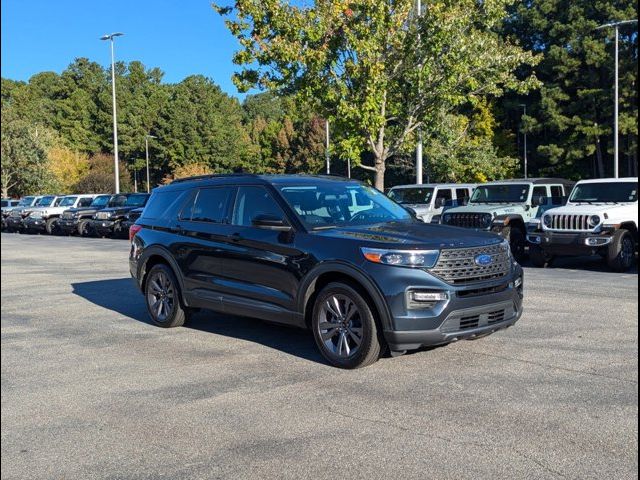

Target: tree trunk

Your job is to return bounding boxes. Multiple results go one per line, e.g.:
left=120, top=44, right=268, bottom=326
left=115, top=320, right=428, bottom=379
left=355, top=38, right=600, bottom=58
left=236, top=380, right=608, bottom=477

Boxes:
left=373, top=155, right=385, bottom=191
left=1, top=186, right=7, bottom=199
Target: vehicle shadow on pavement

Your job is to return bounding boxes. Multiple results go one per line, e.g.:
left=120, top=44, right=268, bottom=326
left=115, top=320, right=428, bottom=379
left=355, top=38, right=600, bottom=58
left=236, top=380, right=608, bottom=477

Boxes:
left=71, top=278, right=327, bottom=365
left=521, top=254, right=638, bottom=274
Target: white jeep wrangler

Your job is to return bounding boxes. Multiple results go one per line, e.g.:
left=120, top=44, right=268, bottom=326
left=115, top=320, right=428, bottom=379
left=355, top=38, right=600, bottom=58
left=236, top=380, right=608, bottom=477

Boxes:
left=528, top=177, right=638, bottom=272
left=387, top=183, right=476, bottom=223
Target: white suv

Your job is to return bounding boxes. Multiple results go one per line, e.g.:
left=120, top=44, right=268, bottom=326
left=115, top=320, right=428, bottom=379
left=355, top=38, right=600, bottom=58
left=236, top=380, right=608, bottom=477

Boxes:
left=24, top=194, right=97, bottom=234
left=387, top=183, right=475, bottom=223
left=528, top=177, right=638, bottom=271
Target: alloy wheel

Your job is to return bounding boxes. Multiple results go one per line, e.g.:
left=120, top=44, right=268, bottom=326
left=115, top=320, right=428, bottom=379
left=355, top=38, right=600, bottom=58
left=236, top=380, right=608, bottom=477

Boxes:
left=317, top=294, right=364, bottom=358
left=146, top=271, right=175, bottom=322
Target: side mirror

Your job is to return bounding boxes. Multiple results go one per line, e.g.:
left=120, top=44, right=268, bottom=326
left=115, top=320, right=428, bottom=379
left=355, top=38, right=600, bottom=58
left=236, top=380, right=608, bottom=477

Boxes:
left=251, top=213, right=292, bottom=231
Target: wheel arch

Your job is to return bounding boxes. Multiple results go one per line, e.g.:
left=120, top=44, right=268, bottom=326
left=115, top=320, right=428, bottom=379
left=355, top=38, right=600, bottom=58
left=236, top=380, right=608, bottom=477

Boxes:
left=138, top=245, right=186, bottom=298
left=298, top=263, right=392, bottom=331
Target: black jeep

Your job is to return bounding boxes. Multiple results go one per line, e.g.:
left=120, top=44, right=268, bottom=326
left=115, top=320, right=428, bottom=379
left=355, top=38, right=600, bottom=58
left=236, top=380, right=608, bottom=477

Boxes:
left=89, top=193, right=149, bottom=238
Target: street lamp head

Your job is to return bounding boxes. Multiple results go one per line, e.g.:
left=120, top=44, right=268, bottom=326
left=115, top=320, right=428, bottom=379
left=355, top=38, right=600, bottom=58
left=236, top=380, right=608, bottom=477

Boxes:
left=100, top=32, right=125, bottom=40
left=596, top=19, right=638, bottom=30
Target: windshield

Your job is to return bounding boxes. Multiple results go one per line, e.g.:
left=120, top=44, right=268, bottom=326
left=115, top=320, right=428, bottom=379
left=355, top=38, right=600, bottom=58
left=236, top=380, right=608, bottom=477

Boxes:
left=59, top=196, right=77, bottom=207
left=108, top=195, right=128, bottom=207
left=91, top=195, right=110, bottom=207
left=569, top=182, right=638, bottom=203
left=279, top=183, right=411, bottom=229
left=387, top=187, right=434, bottom=205
left=125, top=194, right=149, bottom=207
left=18, top=196, right=35, bottom=206
left=36, top=196, right=56, bottom=207
left=471, top=184, right=530, bottom=203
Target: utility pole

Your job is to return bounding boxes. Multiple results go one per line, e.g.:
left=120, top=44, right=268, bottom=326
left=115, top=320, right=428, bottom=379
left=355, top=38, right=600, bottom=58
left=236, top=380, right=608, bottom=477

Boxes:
left=596, top=19, right=637, bottom=178
left=519, top=104, right=528, bottom=179
left=325, top=119, right=330, bottom=175
left=415, top=0, right=423, bottom=184
left=145, top=135, right=156, bottom=193
left=100, top=32, right=124, bottom=193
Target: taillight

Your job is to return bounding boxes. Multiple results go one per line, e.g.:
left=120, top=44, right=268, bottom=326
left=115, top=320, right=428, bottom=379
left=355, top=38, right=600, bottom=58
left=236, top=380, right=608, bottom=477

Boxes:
left=129, top=224, right=142, bottom=242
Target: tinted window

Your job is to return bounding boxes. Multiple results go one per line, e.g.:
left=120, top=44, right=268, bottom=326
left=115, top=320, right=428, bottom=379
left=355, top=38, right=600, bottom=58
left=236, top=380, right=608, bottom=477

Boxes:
left=109, top=195, right=128, bottom=207
left=125, top=194, right=149, bottom=207
left=569, top=182, right=638, bottom=203
left=37, top=196, right=56, bottom=206
left=532, top=186, right=547, bottom=200
left=550, top=186, right=563, bottom=198
left=78, top=197, right=94, bottom=207
left=471, top=184, right=530, bottom=203
left=91, top=196, right=110, bottom=207
left=143, top=191, right=180, bottom=219
left=387, top=187, right=434, bottom=205
left=53, top=197, right=64, bottom=207
left=59, top=196, right=78, bottom=207
left=187, top=188, right=232, bottom=223
left=456, top=188, right=471, bottom=205
left=435, top=188, right=452, bottom=204
left=232, top=186, right=286, bottom=227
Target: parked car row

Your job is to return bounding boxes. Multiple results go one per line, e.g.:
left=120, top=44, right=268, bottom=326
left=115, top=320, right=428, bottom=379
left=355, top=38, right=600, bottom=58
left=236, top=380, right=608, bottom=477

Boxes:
left=390, top=177, right=638, bottom=272
left=1, top=193, right=150, bottom=238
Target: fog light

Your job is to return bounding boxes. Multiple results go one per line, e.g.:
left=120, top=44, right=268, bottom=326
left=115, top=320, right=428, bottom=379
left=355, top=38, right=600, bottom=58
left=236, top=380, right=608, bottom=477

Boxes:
left=412, top=291, right=448, bottom=302
left=527, top=235, right=541, bottom=244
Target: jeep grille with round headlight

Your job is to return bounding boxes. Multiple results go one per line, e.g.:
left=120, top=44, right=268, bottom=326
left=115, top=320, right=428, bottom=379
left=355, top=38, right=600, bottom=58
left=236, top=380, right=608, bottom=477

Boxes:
left=545, top=214, right=600, bottom=231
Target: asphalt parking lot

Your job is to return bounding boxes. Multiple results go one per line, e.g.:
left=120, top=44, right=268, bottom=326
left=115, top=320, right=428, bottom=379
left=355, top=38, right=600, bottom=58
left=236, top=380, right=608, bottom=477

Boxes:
left=1, top=233, right=637, bottom=479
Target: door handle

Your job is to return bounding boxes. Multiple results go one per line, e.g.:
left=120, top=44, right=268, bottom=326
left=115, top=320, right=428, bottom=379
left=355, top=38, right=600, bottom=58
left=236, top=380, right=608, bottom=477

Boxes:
left=231, top=232, right=242, bottom=242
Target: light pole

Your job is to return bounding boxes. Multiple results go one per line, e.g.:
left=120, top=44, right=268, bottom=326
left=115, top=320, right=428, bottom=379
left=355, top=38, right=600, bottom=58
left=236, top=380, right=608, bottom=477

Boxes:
left=325, top=119, right=330, bottom=175
left=519, top=104, right=528, bottom=179
left=596, top=19, right=637, bottom=178
left=415, top=0, right=423, bottom=184
left=145, top=135, right=156, bottom=193
left=100, top=32, right=124, bottom=193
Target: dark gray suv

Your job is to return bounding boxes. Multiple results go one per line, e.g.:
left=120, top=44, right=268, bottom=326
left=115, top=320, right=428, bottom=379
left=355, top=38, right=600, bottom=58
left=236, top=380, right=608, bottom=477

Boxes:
left=129, top=174, right=524, bottom=368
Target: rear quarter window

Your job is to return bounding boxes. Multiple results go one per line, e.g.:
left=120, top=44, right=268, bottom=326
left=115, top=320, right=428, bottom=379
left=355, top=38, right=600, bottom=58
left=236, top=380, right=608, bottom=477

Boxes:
left=142, top=190, right=182, bottom=219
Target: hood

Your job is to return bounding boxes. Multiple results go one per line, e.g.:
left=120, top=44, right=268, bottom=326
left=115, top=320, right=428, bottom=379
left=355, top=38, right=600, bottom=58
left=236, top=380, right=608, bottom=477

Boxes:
left=313, top=221, right=503, bottom=249
left=546, top=203, right=636, bottom=216
left=444, top=203, right=526, bottom=216
left=65, top=206, right=103, bottom=215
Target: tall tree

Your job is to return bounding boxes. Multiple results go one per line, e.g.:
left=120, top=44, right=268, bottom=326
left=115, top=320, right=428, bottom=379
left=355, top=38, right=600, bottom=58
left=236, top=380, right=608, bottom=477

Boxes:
left=501, top=0, right=638, bottom=178
left=216, top=0, right=539, bottom=189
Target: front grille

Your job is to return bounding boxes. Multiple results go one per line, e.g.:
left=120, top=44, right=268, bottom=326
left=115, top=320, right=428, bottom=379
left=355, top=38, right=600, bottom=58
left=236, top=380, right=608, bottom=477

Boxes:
left=95, top=211, right=111, bottom=220
left=9, top=210, right=22, bottom=218
left=445, top=213, right=490, bottom=229
left=460, top=314, right=480, bottom=329
left=429, top=242, right=511, bottom=284
left=61, top=211, right=75, bottom=220
left=547, top=214, right=591, bottom=231
left=127, top=211, right=142, bottom=222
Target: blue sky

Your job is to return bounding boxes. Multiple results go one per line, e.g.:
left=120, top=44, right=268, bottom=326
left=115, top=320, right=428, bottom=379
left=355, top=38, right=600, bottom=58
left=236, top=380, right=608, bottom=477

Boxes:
left=1, top=0, right=246, bottom=97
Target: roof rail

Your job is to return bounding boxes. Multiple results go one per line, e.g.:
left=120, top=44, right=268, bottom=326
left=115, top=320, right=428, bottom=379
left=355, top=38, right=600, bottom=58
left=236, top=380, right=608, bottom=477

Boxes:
left=170, top=173, right=259, bottom=184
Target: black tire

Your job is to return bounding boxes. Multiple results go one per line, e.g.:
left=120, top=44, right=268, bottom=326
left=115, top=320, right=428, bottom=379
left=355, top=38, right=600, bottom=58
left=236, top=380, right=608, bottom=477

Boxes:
left=144, top=264, right=188, bottom=328
left=311, top=282, right=383, bottom=369
left=77, top=219, right=90, bottom=236
left=503, top=226, right=526, bottom=262
left=529, top=244, right=553, bottom=268
left=45, top=217, right=57, bottom=235
left=606, top=229, right=636, bottom=272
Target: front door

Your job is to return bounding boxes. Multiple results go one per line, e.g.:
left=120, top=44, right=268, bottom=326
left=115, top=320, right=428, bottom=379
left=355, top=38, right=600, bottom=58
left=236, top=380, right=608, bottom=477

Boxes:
left=219, top=185, right=305, bottom=325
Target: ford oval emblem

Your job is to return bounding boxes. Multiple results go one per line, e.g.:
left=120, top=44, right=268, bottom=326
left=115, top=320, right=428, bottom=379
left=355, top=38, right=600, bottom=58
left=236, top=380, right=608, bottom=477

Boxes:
left=474, top=254, right=492, bottom=266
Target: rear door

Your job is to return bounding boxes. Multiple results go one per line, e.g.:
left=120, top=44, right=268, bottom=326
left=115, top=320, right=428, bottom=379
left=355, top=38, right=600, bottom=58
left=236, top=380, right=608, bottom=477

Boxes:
left=173, top=187, right=236, bottom=306
left=218, top=185, right=305, bottom=325
left=434, top=188, right=453, bottom=214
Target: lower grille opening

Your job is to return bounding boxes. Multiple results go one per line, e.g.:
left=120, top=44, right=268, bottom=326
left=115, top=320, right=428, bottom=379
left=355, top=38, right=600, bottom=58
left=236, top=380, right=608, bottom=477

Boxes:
left=459, top=315, right=480, bottom=329
left=487, top=309, right=505, bottom=324
left=457, top=282, right=509, bottom=298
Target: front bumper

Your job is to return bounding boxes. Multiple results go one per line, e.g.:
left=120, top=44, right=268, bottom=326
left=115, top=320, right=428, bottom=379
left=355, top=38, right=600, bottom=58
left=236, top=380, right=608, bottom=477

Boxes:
left=57, top=218, right=79, bottom=233
left=23, top=217, right=48, bottom=231
left=364, top=262, right=524, bottom=351
left=90, top=219, right=117, bottom=236
left=5, top=217, right=26, bottom=230
left=527, top=230, right=613, bottom=255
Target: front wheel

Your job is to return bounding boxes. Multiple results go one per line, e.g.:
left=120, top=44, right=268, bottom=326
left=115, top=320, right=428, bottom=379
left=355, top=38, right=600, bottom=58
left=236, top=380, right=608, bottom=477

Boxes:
left=77, top=219, right=90, bottom=236
left=45, top=218, right=58, bottom=235
left=311, top=282, right=383, bottom=369
left=607, top=229, right=636, bottom=272
left=529, top=245, right=553, bottom=268
left=145, top=264, right=188, bottom=328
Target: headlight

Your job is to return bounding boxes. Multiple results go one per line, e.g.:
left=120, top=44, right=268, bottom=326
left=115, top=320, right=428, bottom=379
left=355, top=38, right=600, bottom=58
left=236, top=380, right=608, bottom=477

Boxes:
left=481, top=213, right=493, bottom=228
left=361, top=247, right=440, bottom=268
left=588, top=215, right=601, bottom=228
left=543, top=214, right=552, bottom=228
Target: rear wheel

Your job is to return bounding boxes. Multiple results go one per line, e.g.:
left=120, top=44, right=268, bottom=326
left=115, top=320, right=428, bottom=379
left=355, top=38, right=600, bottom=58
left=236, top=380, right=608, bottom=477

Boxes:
left=607, top=229, right=636, bottom=272
left=529, top=245, right=553, bottom=268
left=145, top=264, right=188, bottom=328
left=311, top=282, right=383, bottom=369
left=503, top=226, right=526, bottom=262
